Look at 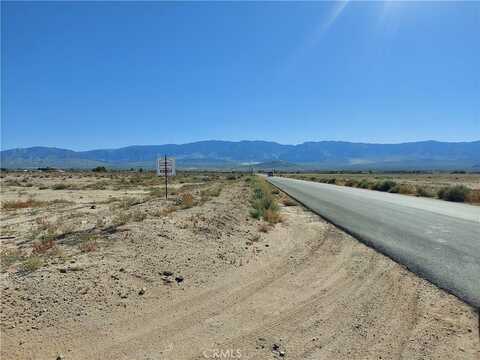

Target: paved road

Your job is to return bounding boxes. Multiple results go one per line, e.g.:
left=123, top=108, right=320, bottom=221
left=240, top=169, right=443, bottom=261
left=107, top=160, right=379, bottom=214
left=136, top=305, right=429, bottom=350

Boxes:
left=267, top=176, right=480, bottom=308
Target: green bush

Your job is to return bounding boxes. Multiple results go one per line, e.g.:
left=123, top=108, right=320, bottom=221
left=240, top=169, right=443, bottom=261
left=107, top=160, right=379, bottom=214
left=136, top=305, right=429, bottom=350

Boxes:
left=249, top=178, right=280, bottom=223
left=357, top=179, right=371, bottom=189
left=373, top=180, right=396, bottom=192
left=437, top=185, right=470, bottom=202
left=416, top=186, right=434, bottom=198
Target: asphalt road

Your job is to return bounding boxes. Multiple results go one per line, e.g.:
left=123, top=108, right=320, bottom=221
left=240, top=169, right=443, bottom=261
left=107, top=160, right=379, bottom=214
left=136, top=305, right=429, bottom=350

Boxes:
left=267, top=176, right=480, bottom=308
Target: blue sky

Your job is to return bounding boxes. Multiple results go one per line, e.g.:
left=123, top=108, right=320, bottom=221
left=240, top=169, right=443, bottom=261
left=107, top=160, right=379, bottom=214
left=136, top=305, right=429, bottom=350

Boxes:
left=2, top=1, right=479, bottom=150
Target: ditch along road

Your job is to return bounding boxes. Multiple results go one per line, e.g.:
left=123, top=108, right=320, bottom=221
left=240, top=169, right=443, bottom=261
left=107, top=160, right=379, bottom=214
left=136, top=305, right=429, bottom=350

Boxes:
left=267, top=176, right=480, bottom=309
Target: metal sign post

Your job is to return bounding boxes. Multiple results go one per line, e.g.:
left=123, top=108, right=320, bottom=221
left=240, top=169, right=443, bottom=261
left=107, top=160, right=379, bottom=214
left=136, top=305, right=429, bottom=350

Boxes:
left=164, top=155, right=168, bottom=199
left=156, top=156, right=176, bottom=199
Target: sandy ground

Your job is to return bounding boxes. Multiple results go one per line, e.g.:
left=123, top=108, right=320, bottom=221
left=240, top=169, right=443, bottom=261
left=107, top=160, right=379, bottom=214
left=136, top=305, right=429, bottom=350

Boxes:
left=0, top=172, right=479, bottom=359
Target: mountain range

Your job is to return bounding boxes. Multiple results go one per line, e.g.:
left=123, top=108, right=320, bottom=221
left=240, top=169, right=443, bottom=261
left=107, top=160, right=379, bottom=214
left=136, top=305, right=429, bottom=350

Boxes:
left=1, top=140, right=479, bottom=170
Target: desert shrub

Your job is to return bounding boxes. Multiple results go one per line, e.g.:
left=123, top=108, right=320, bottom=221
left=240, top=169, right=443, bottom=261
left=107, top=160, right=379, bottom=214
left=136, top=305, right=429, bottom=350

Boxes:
left=345, top=179, right=358, bottom=187
left=3, top=179, right=22, bottom=187
left=92, top=166, right=107, bottom=172
left=416, top=186, right=434, bottom=198
left=437, top=185, right=470, bottom=202
left=249, top=178, right=280, bottom=223
left=226, top=174, right=237, bottom=180
left=390, top=183, right=417, bottom=195
left=32, top=236, right=56, bottom=254
left=180, top=193, right=195, bottom=209
left=249, top=208, right=261, bottom=219
left=263, top=209, right=282, bottom=224
left=51, top=183, right=69, bottom=190
left=112, top=212, right=130, bottom=226
left=200, top=186, right=222, bottom=202
left=131, top=210, right=147, bottom=222
left=373, top=180, right=397, bottom=192
left=21, top=256, right=44, bottom=272
left=466, top=189, right=480, bottom=203
left=79, top=235, right=98, bottom=252
left=357, top=179, right=371, bottom=189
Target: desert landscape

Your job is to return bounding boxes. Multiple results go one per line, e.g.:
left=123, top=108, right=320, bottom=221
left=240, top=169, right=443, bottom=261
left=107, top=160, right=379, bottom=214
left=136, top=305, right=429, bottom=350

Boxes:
left=1, top=170, right=478, bottom=359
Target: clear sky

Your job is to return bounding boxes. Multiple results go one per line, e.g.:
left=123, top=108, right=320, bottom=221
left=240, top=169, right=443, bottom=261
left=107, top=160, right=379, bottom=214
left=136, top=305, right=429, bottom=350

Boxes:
left=1, top=1, right=479, bottom=150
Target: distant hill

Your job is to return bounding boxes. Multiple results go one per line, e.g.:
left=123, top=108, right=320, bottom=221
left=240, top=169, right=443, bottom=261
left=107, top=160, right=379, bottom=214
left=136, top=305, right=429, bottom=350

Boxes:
left=1, top=140, right=479, bottom=170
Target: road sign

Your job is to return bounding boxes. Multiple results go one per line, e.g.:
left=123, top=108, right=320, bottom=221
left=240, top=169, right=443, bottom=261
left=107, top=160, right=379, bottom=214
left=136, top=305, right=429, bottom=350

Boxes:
left=156, top=157, right=176, bottom=176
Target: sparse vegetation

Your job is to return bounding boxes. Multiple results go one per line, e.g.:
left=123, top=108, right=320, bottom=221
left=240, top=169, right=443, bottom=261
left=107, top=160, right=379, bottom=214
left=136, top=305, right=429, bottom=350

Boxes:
left=2, top=198, right=46, bottom=210
left=372, top=180, right=397, bottom=192
left=131, top=210, right=147, bottom=222
left=112, top=211, right=131, bottom=226
left=79, top=234, right=98, bottom=252
left=416, top=186, right=434, bottom=198
left=249, top=177, right=281, bottom=224
left=279, top=173, right=479, bottom=204
left=390, top=183, right=417, bottom=195
left=1, top=248, right=26, bottom=271
left=32, top=237, right=56, bottom=254
left=437, top=185, right=471, bottom=202
left=179, top=193, right=195, bottom=209
left=51, top=183, right=69, bottom=190
left=21, top=256, right=44, bottom=272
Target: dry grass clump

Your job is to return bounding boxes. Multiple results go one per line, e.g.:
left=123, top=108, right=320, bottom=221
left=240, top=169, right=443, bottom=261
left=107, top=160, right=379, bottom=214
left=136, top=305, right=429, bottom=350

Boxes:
left=82, top=181, right=109, bottom=190
left=79, top=235, right=98, bottom=253
left=32, top=238, right=56, bottom=254
left=2, top=198, right=46, bottom=210
left=180, top=193, right=195, bottom=209
left=466, top=189, right=480, bottom=203
left=112, top=212, right=130, bottom=226
left=390, top=183, right=417, bottom=195
left=21, top=256, right=44, bottom=272
left=131, top=210, right=147, bottom=222
left=257, top=223, right=270, bottom=233
left=263, top=209, right=282, bottom=224
left=200, top=186, right=222, bottom=199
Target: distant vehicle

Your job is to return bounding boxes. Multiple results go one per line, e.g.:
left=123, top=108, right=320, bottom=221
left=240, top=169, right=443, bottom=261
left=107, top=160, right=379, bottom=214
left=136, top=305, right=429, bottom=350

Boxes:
left=267, top=171, right=274, bottom=177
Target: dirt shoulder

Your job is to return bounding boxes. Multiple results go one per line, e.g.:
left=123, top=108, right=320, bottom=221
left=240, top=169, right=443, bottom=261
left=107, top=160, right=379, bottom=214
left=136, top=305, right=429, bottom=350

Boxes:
left=1, top=175, right=478, bottom=359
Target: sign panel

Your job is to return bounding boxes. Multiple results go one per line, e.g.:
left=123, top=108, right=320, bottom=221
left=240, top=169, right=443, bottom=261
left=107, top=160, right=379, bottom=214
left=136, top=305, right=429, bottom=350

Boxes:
left=156, top=157, right=176, bottom=176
